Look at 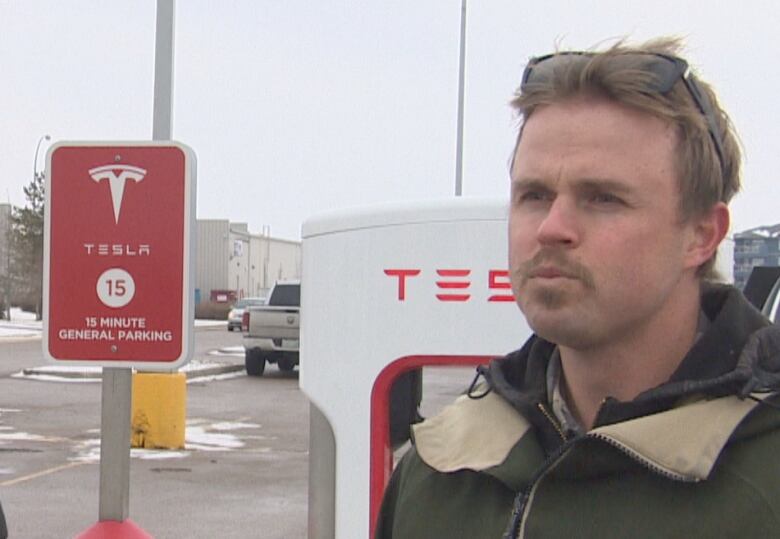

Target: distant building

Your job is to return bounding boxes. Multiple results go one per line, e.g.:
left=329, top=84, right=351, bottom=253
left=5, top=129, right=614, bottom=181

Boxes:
left=196, top=220, right=301, bottom=303
left=715, top=236, right=734, bottom=284
left=733, top=224, right=780, bottom=290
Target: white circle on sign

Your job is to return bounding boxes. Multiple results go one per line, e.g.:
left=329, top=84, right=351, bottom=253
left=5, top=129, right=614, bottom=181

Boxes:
left=96, top=268, right=136, bottom=308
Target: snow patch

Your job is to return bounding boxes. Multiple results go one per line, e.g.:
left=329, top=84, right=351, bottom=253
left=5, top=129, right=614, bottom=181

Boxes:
left=0, top=432, right=65, bottom=442
left=132, top=449, right=190, bottom=460
left=186, top=426, right=244, bottom=450
left=11, top=373, right=99, bottom=383
left=208, top=346, right=244, bottom=357
left=210, top=422, right=261, bottom=431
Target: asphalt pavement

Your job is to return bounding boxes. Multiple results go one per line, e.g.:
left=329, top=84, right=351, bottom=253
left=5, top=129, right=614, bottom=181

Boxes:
left=0, top=316, right=313, bottom=539
left=0, top=310, right=478, bottom=538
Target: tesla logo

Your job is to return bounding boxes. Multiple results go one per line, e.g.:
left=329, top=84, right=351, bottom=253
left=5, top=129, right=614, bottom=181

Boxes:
left=384, top=269, right=515, bottom=302
left=89, top=164, right=148, bottom=224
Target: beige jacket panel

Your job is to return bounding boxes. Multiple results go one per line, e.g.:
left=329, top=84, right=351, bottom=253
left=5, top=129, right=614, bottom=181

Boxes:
left=592, top=395, right=759, bottom=480
left=413, top=390, right=531, bottom=473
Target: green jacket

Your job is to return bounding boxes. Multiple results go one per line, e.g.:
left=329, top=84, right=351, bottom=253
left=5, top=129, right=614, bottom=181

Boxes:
left=376, top=285, right=780, bottom=538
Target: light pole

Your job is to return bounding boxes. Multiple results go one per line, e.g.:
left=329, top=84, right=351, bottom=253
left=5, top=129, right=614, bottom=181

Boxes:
left=33, top=134, right=51, bottom=182
left=454, top=0, right=467, bottom=196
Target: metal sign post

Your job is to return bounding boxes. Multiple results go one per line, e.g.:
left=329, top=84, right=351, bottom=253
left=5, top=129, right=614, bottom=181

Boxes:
left=42, top=3, right=186, bottom=537
left=44, top=141, right=195, bottom=538
left=98, top=368, right=132, bottom=522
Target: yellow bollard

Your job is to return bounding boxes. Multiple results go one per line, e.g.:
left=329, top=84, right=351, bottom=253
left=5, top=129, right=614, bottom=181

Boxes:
left=131, top=372, right=186, bottom=449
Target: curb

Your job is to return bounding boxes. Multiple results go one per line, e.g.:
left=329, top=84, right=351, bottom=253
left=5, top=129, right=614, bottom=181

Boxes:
left=185, top=364, right=245, bottom=378
left=21, top=363, right=246, bottom=380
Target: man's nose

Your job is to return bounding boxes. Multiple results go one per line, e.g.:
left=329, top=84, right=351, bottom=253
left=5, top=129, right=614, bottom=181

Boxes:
left=536, top=198, right=579, bottom=247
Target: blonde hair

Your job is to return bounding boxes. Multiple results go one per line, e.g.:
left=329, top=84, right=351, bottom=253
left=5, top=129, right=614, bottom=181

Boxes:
left=511, top=37, right=741, bottom=277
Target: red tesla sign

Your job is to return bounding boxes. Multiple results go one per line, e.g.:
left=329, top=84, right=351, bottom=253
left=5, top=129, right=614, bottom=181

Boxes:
left=43, top=142, right=196, bottom=368
left=383, top=268, right=515, bottom=302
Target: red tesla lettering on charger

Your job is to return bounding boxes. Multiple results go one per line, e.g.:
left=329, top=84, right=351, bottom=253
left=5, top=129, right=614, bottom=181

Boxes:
left=384, top=268, right=516, bottom=302
left=488, top=270, right=515, bottom=302
left=384, top=269, right=421, bottom=301
left=435, top=269, right=471, bottom=302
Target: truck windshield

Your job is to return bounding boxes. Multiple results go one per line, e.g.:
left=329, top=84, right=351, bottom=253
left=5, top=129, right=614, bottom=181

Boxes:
left=269, top=285, right=300, bottom=307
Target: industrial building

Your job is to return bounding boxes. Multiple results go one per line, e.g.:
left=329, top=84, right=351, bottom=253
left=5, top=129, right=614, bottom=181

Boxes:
left=196, top=219, right=301, bottom=303
left=733, top=224, right=780, bottom=290
left=714, top=237, right=734, bottom=284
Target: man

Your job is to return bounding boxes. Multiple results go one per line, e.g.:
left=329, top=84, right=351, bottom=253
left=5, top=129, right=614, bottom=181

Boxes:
left=376, top=37, right=780, bottom=538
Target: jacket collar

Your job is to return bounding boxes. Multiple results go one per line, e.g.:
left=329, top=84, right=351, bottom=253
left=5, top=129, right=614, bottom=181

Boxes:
left=486, top=283, right=774, bottom=434
left=413, top=389, right=763, bottom=486
left=412, top=284, right=780, bottom=487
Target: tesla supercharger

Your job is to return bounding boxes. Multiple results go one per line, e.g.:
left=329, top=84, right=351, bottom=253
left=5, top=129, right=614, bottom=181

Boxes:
left=300, top=197, right=532, bottom=538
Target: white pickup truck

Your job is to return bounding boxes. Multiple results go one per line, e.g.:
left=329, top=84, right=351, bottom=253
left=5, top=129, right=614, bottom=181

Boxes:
left=242, top=280, right=300, bottom=376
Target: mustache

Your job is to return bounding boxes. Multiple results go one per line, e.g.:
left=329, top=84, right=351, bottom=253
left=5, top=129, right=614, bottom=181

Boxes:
left=515, top=251, right=595, bottom=289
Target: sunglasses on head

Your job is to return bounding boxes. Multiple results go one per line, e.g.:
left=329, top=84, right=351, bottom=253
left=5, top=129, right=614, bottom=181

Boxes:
left=521, top=52, right=726, bottom=175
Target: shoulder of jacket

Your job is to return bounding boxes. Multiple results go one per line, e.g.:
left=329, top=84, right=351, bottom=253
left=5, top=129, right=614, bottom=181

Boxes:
left=412, top=388, right=531, bottom=473
left=592, top=394, right=763, bottom=480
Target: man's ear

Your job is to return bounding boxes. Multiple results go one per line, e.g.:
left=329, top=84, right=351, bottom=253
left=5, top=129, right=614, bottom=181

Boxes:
left=684, top=202, right=730, bottom=270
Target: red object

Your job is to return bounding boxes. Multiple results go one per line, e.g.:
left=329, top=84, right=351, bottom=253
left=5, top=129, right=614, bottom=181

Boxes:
left=435, top=269, right=471, bottom=302
left=45, top=144, right=190, bottom=364
left=210, top=289, right=237, bottom=303
left=75, top=519, right=153, bottom=539
left=384, top=268, right=516, bottom=302
left=369, top=354, right=494, bottom=538
left=488, top=270, right=515, bottom=302
left=383, top=269, right=421, bottom=300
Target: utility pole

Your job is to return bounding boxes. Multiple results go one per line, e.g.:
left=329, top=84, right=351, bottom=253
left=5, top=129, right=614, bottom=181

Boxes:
left=454, top=0, right=467, bottom=196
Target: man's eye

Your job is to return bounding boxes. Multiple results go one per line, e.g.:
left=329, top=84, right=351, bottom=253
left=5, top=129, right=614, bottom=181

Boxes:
left=518, top=191, right=548, bottom=202
left=590, top=193, right=623, bottom=205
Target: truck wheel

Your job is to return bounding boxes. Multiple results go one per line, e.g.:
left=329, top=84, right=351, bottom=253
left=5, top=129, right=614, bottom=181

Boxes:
left=278, top=356, right=296, bottom=372
left=245, top=349, right=266, bottom=376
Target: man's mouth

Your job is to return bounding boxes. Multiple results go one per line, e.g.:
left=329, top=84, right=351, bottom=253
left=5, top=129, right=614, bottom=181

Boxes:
left=529, top=266, right=570, bottom=279
left=515, top=253, right=596, bottom=290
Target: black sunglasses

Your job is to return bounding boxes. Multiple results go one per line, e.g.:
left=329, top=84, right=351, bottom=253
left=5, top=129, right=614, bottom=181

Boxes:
left=521, top=52, right=726, bottom=176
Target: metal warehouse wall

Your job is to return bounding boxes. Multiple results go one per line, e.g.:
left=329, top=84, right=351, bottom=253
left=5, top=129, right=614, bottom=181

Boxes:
left=196, top=220, right=230, bottom=301
left=264, top=237, right=302, bottom=286
left=197, top=219, right=301, bottom=302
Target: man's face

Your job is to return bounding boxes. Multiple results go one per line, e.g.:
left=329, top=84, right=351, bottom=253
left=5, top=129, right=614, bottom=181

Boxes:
left=509, top=96, right=700, bottom=350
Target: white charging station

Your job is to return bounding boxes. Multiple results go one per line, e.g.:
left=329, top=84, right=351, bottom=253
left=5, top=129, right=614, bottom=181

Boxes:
left=300, top=197, right=532, bottom=538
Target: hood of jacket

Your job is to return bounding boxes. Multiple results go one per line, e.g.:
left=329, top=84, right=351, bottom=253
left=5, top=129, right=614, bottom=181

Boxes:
left=411, top=284, right=780, bottom=484
left=480, top=283, right=780, bottom=449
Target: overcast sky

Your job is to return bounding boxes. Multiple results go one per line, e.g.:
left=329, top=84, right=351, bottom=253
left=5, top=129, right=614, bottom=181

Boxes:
left=2, top=1, right=779, bottom=241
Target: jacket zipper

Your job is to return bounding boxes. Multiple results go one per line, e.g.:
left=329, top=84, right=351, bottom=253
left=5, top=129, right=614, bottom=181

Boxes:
left=587, top=432, right=698, bottom=483
left=536, top=402, right=567, bottom=441
left=504, top=408, right=699, bottom=538
left=504, top=441, right=572, bottom=539
left=502, top=403, right=570, bottom=538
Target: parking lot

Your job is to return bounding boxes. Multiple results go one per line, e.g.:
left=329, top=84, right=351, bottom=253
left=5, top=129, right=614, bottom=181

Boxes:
left=0, top=326, right=308, bottom=538
left=0, top=322, right=476, bottom=538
